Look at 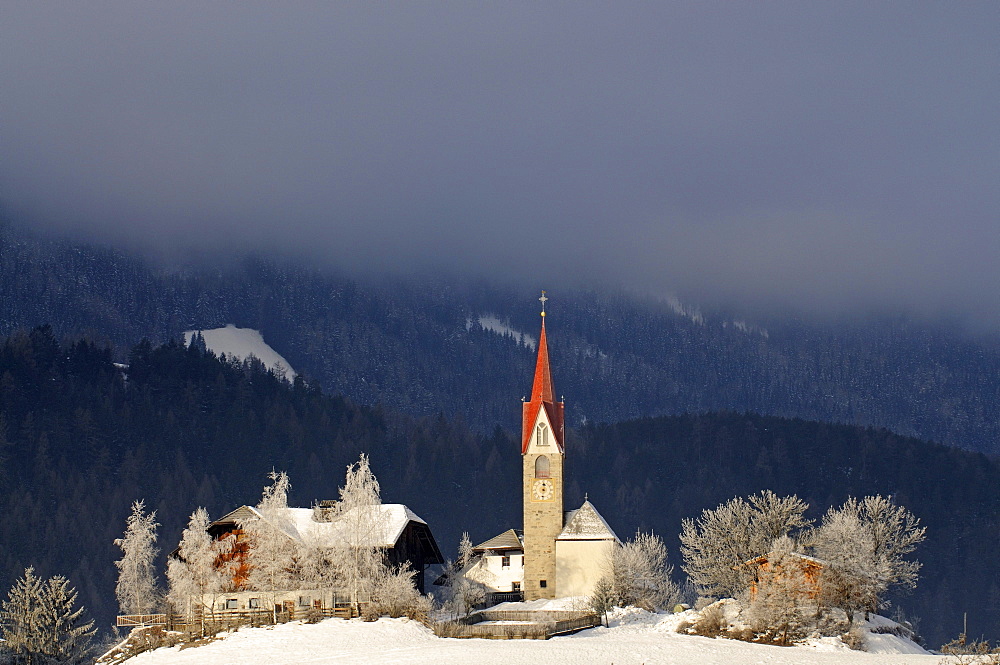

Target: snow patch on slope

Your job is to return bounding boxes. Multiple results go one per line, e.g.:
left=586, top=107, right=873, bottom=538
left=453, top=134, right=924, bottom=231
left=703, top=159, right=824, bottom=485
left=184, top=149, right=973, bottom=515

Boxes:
left=467, top=315, right=537, bottom=350
left=724, top=319, right=770, bottom=339
left=663, top=295, right=705, bottom=325
left=184, top=325, right=296, bottom=381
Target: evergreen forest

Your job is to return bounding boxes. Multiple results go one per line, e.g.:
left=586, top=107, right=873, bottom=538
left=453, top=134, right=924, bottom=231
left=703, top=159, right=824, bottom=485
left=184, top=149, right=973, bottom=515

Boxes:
left=4, top=221, right=1000, bottom=455
left=0, top=327, right=997, bottom=648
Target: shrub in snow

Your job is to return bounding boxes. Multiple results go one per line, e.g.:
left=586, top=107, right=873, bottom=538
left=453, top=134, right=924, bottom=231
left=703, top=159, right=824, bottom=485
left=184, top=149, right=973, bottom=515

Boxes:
left=368, top=563, right=432, bottom=623
left=0, top=567, right=96, bottom=665
left=683, top=598, right=744, bottom=639
left=593, top=531, right=683, bottom=613
left=842, top=622, right=868, bottom=651
left=940, top=634, right=1000, bottom=664
left=447, top=575, right=487, bottom=619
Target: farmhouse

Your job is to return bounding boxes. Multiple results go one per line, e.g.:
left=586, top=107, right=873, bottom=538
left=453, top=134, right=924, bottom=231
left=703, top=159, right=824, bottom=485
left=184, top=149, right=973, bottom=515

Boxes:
left=207, top=502, right=443, bottom=595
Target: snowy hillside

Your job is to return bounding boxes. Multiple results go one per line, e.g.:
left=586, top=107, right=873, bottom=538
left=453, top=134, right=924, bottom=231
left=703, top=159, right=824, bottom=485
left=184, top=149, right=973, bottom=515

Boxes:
left=127, top=609, right=933, bottom=665
left=184, top=325, right=296, bottom=381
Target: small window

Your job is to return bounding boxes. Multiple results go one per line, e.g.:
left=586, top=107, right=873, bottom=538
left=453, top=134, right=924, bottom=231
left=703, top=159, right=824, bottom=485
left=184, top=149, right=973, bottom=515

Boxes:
left=536, top=422, right=549, bottom=446
left=298, top=596, right=310, bottom=607
left=539, top=580, right=547, bottom=588
left=225, top=598, right=238, bottom=610
left=501, top=555, right=511, bottom=568
left=512, top=582, right=521, bottom=592
left=534, top=455, right=550, bottom=479
left=248, top=598, right=260, bottom=609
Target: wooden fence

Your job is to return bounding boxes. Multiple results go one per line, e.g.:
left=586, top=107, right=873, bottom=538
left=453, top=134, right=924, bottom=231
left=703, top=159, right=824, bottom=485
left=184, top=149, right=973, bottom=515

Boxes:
left=116, top=614, right=167, bottom=627
left=121, top=603, right=359, bottom=636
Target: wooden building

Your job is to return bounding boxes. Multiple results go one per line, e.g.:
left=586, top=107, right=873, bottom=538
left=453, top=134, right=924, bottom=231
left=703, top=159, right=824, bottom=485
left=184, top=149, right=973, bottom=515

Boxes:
left=746, top=551, right=825, bottom=601
left=206, top=502, right=443, bottom=593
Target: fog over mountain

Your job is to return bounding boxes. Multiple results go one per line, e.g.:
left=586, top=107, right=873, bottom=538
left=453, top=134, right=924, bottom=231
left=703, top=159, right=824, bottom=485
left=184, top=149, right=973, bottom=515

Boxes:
left=2, top=3, right=998, bottom=324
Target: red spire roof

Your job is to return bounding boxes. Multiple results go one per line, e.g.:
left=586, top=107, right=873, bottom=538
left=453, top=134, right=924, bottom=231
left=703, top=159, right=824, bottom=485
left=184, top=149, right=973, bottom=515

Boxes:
left=522, top=308, right=564, bottom=454
left=530, top=320, right=555, bottom=403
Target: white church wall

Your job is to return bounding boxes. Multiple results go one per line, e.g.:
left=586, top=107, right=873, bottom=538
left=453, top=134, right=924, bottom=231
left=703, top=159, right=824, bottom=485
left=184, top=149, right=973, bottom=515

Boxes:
left=555, top=539, right=614, bottom=598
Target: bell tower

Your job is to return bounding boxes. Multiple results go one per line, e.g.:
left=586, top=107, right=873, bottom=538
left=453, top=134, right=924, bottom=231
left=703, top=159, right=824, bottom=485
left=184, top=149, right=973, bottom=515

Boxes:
left=522, top=291, right=565, bottom=600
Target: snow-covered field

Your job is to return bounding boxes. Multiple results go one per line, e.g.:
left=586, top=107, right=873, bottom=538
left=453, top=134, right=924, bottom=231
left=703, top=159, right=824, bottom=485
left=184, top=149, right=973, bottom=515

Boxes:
left=128, top=608, right=937, bottom=665
left=183, top=325, right=296, bottom=381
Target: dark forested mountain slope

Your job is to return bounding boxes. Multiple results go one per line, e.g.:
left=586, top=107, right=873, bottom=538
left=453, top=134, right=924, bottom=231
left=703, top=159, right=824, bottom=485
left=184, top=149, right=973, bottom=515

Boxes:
left=0, top=327, right=518, bottom=637
left=3, top=222, right=1000, bottom=455
left=0, top=328, right=996, bottom=647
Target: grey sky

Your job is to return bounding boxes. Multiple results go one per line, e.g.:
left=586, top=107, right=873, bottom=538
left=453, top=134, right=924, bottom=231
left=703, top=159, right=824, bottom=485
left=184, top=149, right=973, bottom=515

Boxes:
left=2, top=3, right=998, bottom=322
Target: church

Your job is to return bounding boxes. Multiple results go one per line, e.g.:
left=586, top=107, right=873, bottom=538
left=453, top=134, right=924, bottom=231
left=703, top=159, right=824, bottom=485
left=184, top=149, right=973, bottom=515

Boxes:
left=460, top=293, right=618, bottom=601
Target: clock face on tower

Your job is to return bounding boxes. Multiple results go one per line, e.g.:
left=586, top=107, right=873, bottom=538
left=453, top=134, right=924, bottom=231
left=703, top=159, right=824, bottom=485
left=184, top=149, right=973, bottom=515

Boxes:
left=532, top=478, right=554, bottom=501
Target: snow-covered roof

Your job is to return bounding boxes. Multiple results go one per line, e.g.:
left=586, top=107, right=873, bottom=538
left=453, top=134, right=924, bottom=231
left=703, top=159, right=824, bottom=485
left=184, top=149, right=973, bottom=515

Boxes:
left=556, top=500, right=618, bottom=542
left=212, top=504, right=426, bottom=549
left=289, top=505, right=425, bottom=548
left=474, top=529, right=523, bottom=552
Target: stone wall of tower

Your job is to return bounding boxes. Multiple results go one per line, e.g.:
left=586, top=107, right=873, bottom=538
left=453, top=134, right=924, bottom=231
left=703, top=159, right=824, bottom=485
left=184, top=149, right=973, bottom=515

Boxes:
left=522, top=450, right=563, bottom=600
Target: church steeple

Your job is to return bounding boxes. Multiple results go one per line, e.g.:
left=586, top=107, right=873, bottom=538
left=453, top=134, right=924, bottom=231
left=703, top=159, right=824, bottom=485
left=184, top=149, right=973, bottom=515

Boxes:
left=522, top=291, right=565, bottom=600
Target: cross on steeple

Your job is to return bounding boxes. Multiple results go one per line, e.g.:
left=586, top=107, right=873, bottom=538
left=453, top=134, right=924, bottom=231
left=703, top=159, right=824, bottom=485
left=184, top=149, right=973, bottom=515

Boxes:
left=539, top=291, right=548, bottom=317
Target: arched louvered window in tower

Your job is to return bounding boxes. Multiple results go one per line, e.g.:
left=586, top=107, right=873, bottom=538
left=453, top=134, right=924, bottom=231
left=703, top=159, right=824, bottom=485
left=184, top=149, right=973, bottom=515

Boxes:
left=536, top=422, right=548, bottom=447
left=535, top=455, right=550, bottom=478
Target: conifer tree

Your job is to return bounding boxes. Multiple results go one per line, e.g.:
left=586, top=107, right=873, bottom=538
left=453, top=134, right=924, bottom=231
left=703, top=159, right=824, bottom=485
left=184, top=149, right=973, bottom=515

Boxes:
left=114, top=499, right=161, bottom=615
left=1, top=567, right=96, bottom=665
left=0, top=567, right=43, bottom=661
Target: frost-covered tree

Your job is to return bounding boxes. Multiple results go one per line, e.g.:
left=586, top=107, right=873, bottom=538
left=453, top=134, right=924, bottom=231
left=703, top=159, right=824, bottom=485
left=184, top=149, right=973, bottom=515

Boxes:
left=445, top=533, right=487, bottom=618
left=239, top=471, right=297, bottom=622
left=367, top=563, right=431, bottom=621
left=458, top=532, right=474, bottom=569
left=114, top=499, right=161, bottom=615
left=595, top=531, right=683, bottom=612
left=680, top=490, right=811, bottom=599
left=0, top=567, right=43, bottom=662
left=0, top=567, right=96, bottom=665
left=167, top=507, right=230, bottom=636
left=298, top=537, right=338, bottom=593
left=811, top=495, right=925, bottom=617
left=331, top=454, right=390, bottom=610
